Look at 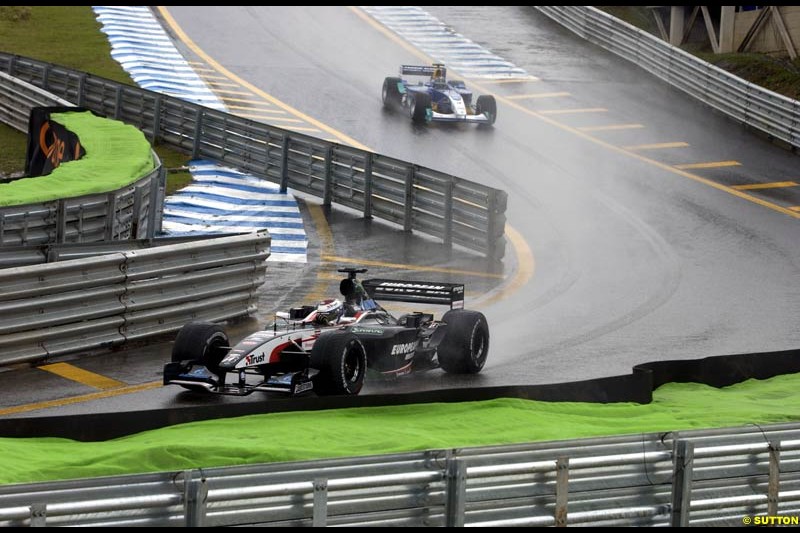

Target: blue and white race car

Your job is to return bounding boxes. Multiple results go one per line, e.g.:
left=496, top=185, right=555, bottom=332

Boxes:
left=382, top=63, right=497, bottom=126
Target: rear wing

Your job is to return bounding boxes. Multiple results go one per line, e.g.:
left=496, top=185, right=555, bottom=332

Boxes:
left=400, top=64, right=446, bottom=78
left=362, top=279, right=464, bottom=309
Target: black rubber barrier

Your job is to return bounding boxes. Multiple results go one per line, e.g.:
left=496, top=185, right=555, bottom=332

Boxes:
left=0, top=348, right=797, bottom=441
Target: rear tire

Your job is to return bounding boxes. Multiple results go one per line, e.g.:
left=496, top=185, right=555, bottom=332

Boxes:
left=382, top=76, right=403, bottom=109
left=171, top=321, right=230, bottom=380
left=476, top=94, right=497, bottom=126
left=311, top=331, right=367, bottom=396
left=437, top=310, right=489, bottom=374
left=408, top=92, right=432, bottom=124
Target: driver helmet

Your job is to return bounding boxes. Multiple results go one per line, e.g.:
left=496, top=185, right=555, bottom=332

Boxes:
left=315, top=298, right=344, bottom=324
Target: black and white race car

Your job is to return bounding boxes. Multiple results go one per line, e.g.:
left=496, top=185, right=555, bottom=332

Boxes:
left=163, top=268, right=489, bottom=397
left=382, top=63, right=497, bottom=126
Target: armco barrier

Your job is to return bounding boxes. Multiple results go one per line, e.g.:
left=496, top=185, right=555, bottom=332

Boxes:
left=0, top=53, right=508, bottom=260
left=1, top=348, right=799, bottom=527
left=0, top=71, right=166, bottom=245
left=534, top=6, right=800, bottom=151
left=0, top=231, right=269, bottom=366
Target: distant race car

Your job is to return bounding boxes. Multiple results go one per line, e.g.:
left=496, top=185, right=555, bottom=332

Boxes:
left=382, top=63, right=497, bottom=126
left=163, top=268, right=490, bottom=397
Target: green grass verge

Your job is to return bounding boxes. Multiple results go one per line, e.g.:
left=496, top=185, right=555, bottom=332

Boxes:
left=0, top=111, right=154, bottom=206
left=2, top=373, right=799, bottom=485
left=0, top=6, right=192, bottom=188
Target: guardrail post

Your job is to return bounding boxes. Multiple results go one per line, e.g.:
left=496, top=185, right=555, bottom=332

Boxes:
left=670, top=439, right=694, bottom=527
left=279, top=135, right=290, bottom=193
left=363, top=152, right=373, bottom=219
left=114, top=85, right=123, bottom=120
left=184, top=470, right=208, bottom=527
left=192, top=107, right=204, bottom=159
left=322, top=145, right=333, bottom=206
left=313, top=478, right=328, bottom=527
left=487, top=190, right=507, bottom=261
left=445, top=457, right=466, bottom=527
left=768, top=441, right=781, bottom=515
left=147, top=167, right=162, bottom=240
left=77, top=73, right=86, bottom=107
left=555, top=457, right=569, bottom=527
left=105, top=193, right=117, bottom=241
left=56, top=199, right=67, bottom=243
left=42, top=64, right=50, bottom=91
left=8, top=55, right=16, bottom=76
left=403, top=166, right=415, bottom=232
left=443, top=178, right=453, bottom=249
left=30, top=503, right=46, bottom=527
left=151, top=94, right=163, bottom=145
left=0, top=213, right=5, bottom=245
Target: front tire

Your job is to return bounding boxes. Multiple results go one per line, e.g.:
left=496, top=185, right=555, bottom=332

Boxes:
left=311, top=331, right=367, bottom=396
left=476, top=94, right=497, bottom=126
left=171, top=321, right=230, bottom=380
left=382, top=76, right=403, bottom=109
left=437, top=310, right=489, bottom=374
left=408, top=92, right=432, bottom=124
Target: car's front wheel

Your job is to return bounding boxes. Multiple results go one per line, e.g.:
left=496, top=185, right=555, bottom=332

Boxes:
left=476, top=94, right=497, bottom=126
left=311, top=331, right=367, bottom=396
left=382, top=76, right=403, bottom=109
left=171, top=321, right=230, bottom=389
left=437, top=310, right=489, bottom=374
left=408, top=92, right=432, bottom=124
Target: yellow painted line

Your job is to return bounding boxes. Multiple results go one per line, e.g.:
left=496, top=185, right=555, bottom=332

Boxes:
left=539, top=107, right=608, bottom=115
left=506, top=92, right=570, bottom=100
left=578, top=123, right=645, bottom=132
left=322, top=255, right=506, bottom=279
left=674, top=161, right=741, bottom=170
left=623, top=142, right=689, bottom=150
left=221, top=97, right=270, bottom=105
left=283, top=126, right=322, bottom=133
left=481, top=77, right=540, bottom=84
left=206, top=88, right=255, bottom=96
left=159, top=6, right=370, bottom=151
left=305, top=203, right=337, bottom=304
left=226, top=104, right=282, bottom=113
left=40, top=362, right=125, bottom=390
left=206, top=81, right=243, bottom=88
left=198, top=73, right=228, bottom=80
left=236, top=113, right=304, bottom=123
left=0, top=382, right=162, bottom=417
left=790, top=206, right=800, bottom=212
left=732, top=181, right=798, bottom=190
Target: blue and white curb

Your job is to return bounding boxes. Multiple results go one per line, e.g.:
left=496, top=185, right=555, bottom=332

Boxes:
left=163, top=161, right=308, bottom=262
left=360, top=6, right=534, bottom=80
left=92, top=5, right=308, bottom=263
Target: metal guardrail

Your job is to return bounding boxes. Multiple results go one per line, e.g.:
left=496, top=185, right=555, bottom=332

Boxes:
left=0, top=53, right=508, bottom=260
left=1, top=421, right=798, bottom=526
left=534, top=6, right=800, bottom=151
left=0, top=71, right=167, bottom=245
left=0, top=231, right=269, bottom=366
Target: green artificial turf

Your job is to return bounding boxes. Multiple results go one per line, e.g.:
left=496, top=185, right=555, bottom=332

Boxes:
left=0, top=111, right=154, bottom=206
left=2, top=373, right=798, bottom=485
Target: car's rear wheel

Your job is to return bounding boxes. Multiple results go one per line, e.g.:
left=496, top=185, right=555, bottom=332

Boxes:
left=437, top=310, right=489, bottom=374
left=171, top=321, right=230, bottom=386
left=409, top=92, right=432, bottom=124
left=476, top=94, right=497, bottom=126
left=311, top=331, right=367, bottom=396
left=382, top=76, right=403, bottom=109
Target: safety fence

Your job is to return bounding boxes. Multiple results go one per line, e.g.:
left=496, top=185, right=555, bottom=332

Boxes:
left=534, top=6, right=800, bottom=151
left=0, top=53, right=508, bottom=260
left=0, top=71, right=166, bottom=245
left=0, top=231, right=269, bottom=366
left=0, top=421, right=798, bottom=526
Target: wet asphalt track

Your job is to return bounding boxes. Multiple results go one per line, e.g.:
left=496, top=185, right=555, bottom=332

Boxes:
left=1, top=6, right=798, bottom=418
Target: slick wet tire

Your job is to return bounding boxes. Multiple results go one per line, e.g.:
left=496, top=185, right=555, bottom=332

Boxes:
left=171, top=321, right=230, bottom=378
left=437, top=310, right=490, bottom=374
left=311, top=331, right=367, bottom=396
left=382, top=76, right=403, bottom=109
left=409, top=92, right=432, bottom=124
left=476, top=94, right=497, bottom=126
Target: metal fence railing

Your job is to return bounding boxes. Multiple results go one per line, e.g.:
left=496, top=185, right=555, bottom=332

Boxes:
left=0, top=53, right=508, bottom=260
left=534, top=6, right=800, bottom=151
left=0, top=231, right=269, bottom=366
left=0, top=71, right=166, bottom=245
left=1, top=421, right=798, bottom=527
